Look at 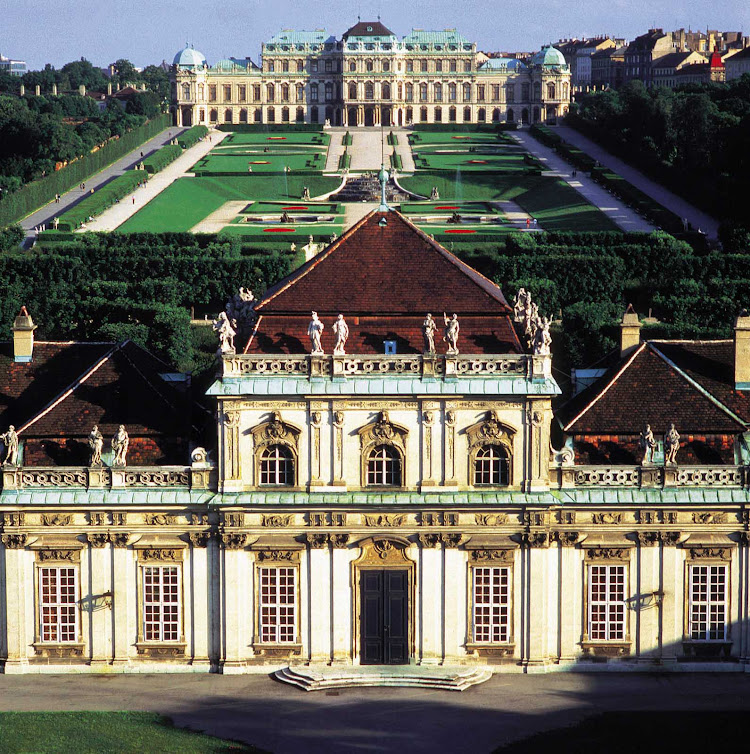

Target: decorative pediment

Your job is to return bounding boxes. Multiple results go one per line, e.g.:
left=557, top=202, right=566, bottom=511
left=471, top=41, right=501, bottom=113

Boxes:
left=251, top=412, right=301, bottom=452
left=358, top=411, right=408, bottom=453
left=465, top=411, right=516, bottom=450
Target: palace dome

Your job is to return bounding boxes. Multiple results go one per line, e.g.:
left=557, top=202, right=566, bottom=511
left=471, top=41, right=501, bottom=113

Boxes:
left=173, top=45, right=207, bottom=69
left=531, top=46, right=567, bottom=68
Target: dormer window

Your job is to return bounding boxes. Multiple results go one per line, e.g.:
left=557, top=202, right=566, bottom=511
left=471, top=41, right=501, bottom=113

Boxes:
left=384, top=340, right=397, bottom=355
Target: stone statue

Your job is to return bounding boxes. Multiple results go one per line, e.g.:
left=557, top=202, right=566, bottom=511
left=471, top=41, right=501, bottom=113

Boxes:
left=112, top=425, right=129, bottom=467
left=423, top=313, right=437, bottom=354
left=225, top=287, right=256, bottom=347
left=443, top=313, right=460, bottom=355
left=430, top=186, right=440, bottom=200
left=302, top=186, right=311, bottom=201
left=513, top=288, right=529, bottom=322
left=1, top=425, right=19, bottom=466
left=88, top=425, right=104, bottom=467
left=639, top=424, right=656, bottom=465
left=212, top=311, right=237, bottom=355
left=308, top=311, right=324, bottom=354
left=332, top=314, right=349, bottom=355
left=533, top=316, right=552, bottom=356
left=664, top=424, right=680, bottom=465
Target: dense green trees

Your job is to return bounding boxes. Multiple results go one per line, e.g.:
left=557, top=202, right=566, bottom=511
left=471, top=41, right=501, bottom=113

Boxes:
left=569, top=76, right=750, bottom=223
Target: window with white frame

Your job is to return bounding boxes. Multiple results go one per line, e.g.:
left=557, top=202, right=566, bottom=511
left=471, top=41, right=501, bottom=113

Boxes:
left=367, top=445, right=402, bottom=486
left=142, top=565, right=180, bottom=642
left=259, top=444, right=294, bottom=485
left=473, top=444, right=509, bottom=486
left=472, top=566, right=510, bottom=643
left=39, top=567, right=77, bottom=643
left=588, top=564, right=626, bottom=641
left=688, top=564, right=727, bottom=640
left=259, top=566, right=297, bottom=643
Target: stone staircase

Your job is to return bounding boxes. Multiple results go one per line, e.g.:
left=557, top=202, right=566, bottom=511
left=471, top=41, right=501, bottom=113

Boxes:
left=274, top=664, right=493, bottom=692
left=330, top=176, right=409, bottom=203
left=324, top=131, right=347, bottom=172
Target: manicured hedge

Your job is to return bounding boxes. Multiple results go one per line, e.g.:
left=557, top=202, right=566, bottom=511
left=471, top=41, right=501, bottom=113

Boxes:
left=56, top=172, right=142, bottom=231
left=217, top=123, right=323, bottom=132
left=0, top=114, right=170, bottom=227
left=338, top=151, right=351, bottom=170
left=141, top=144, right=182, bottom=174
left=390, top=152, right=403, bottom=171
left=387, top=132, right=398, bottom=146
left=342, top=132, right=353, bottom=146
left=176, top=125, right=209, bottom=150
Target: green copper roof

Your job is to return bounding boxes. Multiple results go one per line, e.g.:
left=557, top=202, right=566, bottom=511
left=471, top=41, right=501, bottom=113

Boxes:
left=207, top=376, right=561, bottom=397
left=0, top=490, right=217, bottom=506
left=266, top=30, right=333, bottom=46
left=403, top=30, right=471, bottom=45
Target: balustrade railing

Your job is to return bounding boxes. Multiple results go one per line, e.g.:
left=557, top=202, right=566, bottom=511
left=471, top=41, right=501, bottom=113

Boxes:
left=556, top=464, right=747, bottom=489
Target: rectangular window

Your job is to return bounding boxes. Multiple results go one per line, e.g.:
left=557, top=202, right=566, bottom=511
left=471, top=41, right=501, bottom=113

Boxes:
left=588, top=565, right=626, bottom=641
left=259, top=566, right=297, bottom=643
left=477, top=85, right=485, bottom=102
left=492, top=85, right=500, bottom=101
left=268, top=60, right=274, bottom=73
left=208, top=85, right=217, bottom=102
left=689, top=564, right=727, bottom=640
left=224, top=85, right=232, bottom=102
left=238, top=85, right=246, bottom=102
left=39, top=567, right=77, bottom=643
left=450, top=60, right=457, bottom=72
left=310, top=60, right=318, bottom=72
left=253, top=85, right=261, bottom=101
left=406, top=60, right=413, bottom=73
left=435, top=59, right=443, bottom=72
left=472, top=566, right=510, bottom=643
left=325, top=60, right=332, bottom=72
left=421, top=60, right=428, bottom=73
left=143, top=566, right=180, bottom=642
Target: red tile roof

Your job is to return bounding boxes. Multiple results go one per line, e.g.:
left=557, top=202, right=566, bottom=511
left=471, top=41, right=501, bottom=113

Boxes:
left=249, top=210, right=520, bottom=355
left=561, top=340, right=749, bottom=435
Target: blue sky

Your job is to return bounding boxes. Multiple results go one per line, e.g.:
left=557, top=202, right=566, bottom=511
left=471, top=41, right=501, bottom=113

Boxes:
left=4, top=0, right=749, bottom=69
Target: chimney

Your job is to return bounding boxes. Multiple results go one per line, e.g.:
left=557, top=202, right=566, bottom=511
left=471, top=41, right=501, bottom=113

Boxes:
left=619, top=304, right=640, bottom=358
left=734, top=311, right=750, bottom=389
left=12, top=306, right=37, bottom=363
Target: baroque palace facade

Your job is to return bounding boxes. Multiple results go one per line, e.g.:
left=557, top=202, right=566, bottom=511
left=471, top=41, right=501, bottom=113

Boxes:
left=171, top=21, right=571, bottom=128
left=2, top=206, right=750, bottom=676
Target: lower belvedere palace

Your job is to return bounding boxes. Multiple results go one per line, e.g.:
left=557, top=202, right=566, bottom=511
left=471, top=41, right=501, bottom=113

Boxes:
left=171, top=21, right=571, bottom=128
left=2, top=206, right=750, bottom=676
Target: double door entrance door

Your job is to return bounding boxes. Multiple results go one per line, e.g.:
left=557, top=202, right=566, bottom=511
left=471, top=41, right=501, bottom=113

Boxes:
left=360, top=569, right=409, bottom=665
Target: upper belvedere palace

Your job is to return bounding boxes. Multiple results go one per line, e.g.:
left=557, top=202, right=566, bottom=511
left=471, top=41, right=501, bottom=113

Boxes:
left=171, top=21, right=572, bottom=128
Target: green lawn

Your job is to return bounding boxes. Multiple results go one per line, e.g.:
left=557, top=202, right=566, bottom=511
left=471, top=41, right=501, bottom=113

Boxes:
left=221, top=132, right=329, bottom=146
left=242, top=201, right=342, bottom=214
left=399, top=201, right=502, bottom=215
left=409, top=132, right=510, bottom=145
left=0, top=711, right=261, bottom=753
left=192, top=152, right=324, bottom=175
left=119, top=175, right=341, bottom=232
left=220, top=222, right=344, bottom=239
left=411, top=152, right=532, bottom=172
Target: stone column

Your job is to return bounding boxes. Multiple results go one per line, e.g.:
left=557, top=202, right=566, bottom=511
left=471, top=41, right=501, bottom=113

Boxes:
left=420, top=409, right=436, bottom=489
left=330, top=535, right=352, bottom=664
left=661, top=543, right=682, bottom=664
left=443, top=545, right=467, bottom=662
left=221, top=535, right=249, bottom=672
left=417, top=535, right=443, bottom=664
left=87, top=536, right=111, bottom=664
left=558, top=542, right=582, bottom=663
left=1, top=539, right=30, bottom=672
left=111, top=534, right=131, bottom=665
left=189, top=533, right=211, bottom=667
left=443, top=405, right=457, bottom=486
left=220, top=407, right=242, bottom=492
left=636, top=538, right=660, bottom=660
left=522, top=536, right=550, bottom=668
left=307, top=537, right=331, bottom=664
left=332, top=409, right=345, bottom=487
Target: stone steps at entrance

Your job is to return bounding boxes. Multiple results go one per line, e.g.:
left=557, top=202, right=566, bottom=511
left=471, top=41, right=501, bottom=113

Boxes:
left=274, top=664, right=493, bottom=691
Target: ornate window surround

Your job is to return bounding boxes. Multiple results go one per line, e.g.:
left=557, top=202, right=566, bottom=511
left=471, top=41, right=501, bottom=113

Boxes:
left=251, top=412, right=301, bottom=488
left=465, top=411, right=516, bottom=488
left=358, top=411, right=408, bottom=489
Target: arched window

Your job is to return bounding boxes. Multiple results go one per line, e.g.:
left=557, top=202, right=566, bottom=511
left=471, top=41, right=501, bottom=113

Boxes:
left=281, top=106, right=290, bottom=122
left=521, top=108, right=528, bottom=124
left=224, top=108, right=232, bottom=123
left=463, top=83, right=472, bottom=101
left=267, top=83, right=275, bottom=101
left=547, top=82, right=556, bottom=99
left=397, top=82, right=403, bottom=99
left=310, top=105, right=319, bottom=122
left=463, top=106, right=471, bottom=122
left=434, top=83, right=442, bottom=102
left=365, top=82, right=374, bottom=100
left=533, top=106, right=540, bottom=123
left=296, top=83, right=304, bottom=101
left=267, top=106, right=275, bottom=122
left=254, top=108, right=262, bottom=123
left=477, top=107, right=486, bottom=122
left=492, top=107, right=501, bottom=122
left=507, top=108, right=515, bottom=122
left=434, top=106, right=442, bottom=122
left=182, top=83, right=190, bottom=99
left=382, top=82, right=391, bottom=100
left=505, top=84, right=515, bottom=103
left=209, top=108, right=218, bottom=123
left=366, top=60, right=373, bottom=72
left=296, top=106, right=304, bottom=122
left=239, top=108, right=248, bottom=123
left=367, top=445, right=402, bottom=486
left=260, top=445, right=295, bottom=486
left=521, top=82, right=530, bottom=100
left=449, top=83, right=457, bottom=101
left=281, top=84, right=290, bottom=102
left=533, top=81, right=541, bottom=100
left=325, top=82, right=333, bottom=101
left=406, top=106, right=413, bottom=123
left=348, top=81, right=357, bottom=100
left=383, top=60, right=390, bottom=72
left=449, top=105, right=456, bottom=122
left=420, top=106, right=428, bottom=122
left=473, top=445, right=509, bottom=486
left=419, top=83, right=428, bottom=102
left=349, top=61, right=356, bottom=72
left=198, top=108, right=205, bottom=122
left=282, top=60, right=289, bottom=73
left=297, top=59, right=304, bottom=73
left=405, top=83, right=414, bottom=102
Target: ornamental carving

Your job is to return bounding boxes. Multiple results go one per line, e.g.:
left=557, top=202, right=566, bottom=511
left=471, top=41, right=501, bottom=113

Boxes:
left=20, top=469, right=86, bottom=487
left=475, top=513, right=508, bottom=526
left=124, top=470, right=189, bottom=487
left=37, top=549, right=77, bottom=562
left=110, top=532, right=130, bottom=548
left=144, top=514, right=177, bottom=526
left=2, top=533, right=27, bottom=549
left=112, top=512, right=127, bottom=526
left=551, top=531, right=580, bottom=546
left=86, top=533, right=109, bottom=548
left=2, top=512, right=24, bottom=527
left=521, top=532, right=548, bottom=548
left=470, top=548, right=514, bottom=562
left=251, top=412, right=301, bottom=454
left=329, top=533, right=349, bottom=548
left=262, top=514, right=292, bottom=528
left=88, top=512, right=107, bottom=526
left=140, top=548, right=182, bottom=562
left=522, top=512, right=546, bottom=527
left=41, top=513, right=72, bottom=527
left=418, top=533, right=442, bottom=549
left=592, top=512, right=623, bottom=525
left=420, top=512, right=458, bottom=526
left=585, top=547, right=630, bottom=561
left=635, top=531, right=681, bottom=547
left=441, top=533, right=464, bottom=548
left=333, top=411, right=345, bottom=427
left=188, top=532, right=211, bottom=548
left=687, top=547, right=732, bottom=560
left=222, top=532, right=247, bottom=550
left=557, top=510, right=576, bottom=525
left=364, top=514, right=404, bottom=528
left=358, top=412, right=408, bottom=464
left=466, top=411, right=515, bottom=451
left=305, top=533, right=329, bottom=549
left=224, top=512, right=244, bottom=527
left=190, top=513, right=209, bottom=526
left=257, top=549, right=298, bottom=562
left=692, top=512, right=727, bottom=525
left=308, top=512, right=326, bottom=527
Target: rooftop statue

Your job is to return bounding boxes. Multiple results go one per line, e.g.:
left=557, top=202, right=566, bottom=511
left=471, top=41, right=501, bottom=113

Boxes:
left=664, top=424, right=680, bottom=465
left=333, top=314, right=350, bottom=355
left=213, top=310, right=237, bottom=355
left=639, top=424, right=656, bottom=465
left=443, top=313, right=460, bottom=355
left=112, top=425, right=129, bottom=467
left=533, top=316, right=552, bottom=356
left=88, top=425, right=104, bottom=467
left=308, top=311, right=325, bottom=354
left=422, top=313, right=436, bottom=354
left=1, top=425, right=19, bottom=466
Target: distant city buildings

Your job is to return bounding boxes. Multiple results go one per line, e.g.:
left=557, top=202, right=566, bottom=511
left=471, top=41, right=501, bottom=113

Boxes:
left=0, top=52, right=27, bottom=76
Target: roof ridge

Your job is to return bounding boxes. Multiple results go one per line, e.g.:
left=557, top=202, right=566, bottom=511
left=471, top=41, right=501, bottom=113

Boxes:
left=647, top=342, right=747, bottom=429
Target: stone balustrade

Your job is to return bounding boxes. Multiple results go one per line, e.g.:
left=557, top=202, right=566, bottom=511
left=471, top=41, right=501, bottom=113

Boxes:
left=1, top=465, right=215, bottom=491
left=556, top=464, right=747, bottom=489
left=222, top=353, right=546, bottom=379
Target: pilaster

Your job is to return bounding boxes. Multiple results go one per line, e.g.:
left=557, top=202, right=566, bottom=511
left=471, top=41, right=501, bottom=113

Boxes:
left=418, top=542, right=442, bottom=664
left=308, top=542, right=332, bottom=664
left=331, top=540, right=353, bottom=664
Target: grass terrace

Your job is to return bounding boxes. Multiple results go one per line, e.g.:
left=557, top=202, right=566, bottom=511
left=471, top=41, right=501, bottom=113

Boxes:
left=241, top=201, right=342, bottom=215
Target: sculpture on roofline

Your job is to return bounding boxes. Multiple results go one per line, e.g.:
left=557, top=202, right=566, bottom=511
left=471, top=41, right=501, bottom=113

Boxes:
left=533, top=316, right=552, bottom=356
left=225, top=287, right=256, bottom=347
left=639, top=424, right=656, bottom=465
left=513, top=288, right=529, bottom=323
left=308, top=311, right=325, bottom=354
left=112, top=425, right=129, bottom=467
left=332, top=314, right=349, bottom=355
left=213, top=310, right=237, bottom=355
left=88, top=425, right=104, bottom=467
left=422, top=313, right=437, bottom=354
left=664, top=423, right=680, bottom=465
left=1, top=425, right=19, bottom=466
left=443, top=313, right=460, bottom=355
